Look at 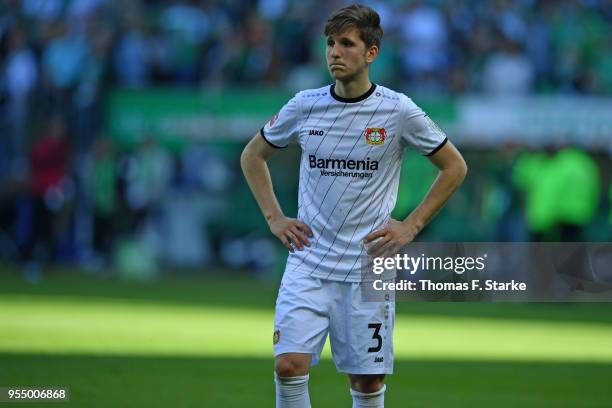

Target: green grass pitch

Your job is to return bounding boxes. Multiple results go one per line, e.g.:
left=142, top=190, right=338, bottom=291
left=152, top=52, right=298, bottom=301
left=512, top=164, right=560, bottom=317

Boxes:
left=1, top=270, right=612, bottom=407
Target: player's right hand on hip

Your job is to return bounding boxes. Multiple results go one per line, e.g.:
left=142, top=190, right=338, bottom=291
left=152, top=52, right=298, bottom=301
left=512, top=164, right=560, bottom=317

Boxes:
left=268, top=216, right=314, bottom=252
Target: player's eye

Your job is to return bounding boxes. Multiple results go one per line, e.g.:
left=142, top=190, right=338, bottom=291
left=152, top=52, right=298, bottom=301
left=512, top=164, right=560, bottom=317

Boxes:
left=327, top=39, right=334, bottom=47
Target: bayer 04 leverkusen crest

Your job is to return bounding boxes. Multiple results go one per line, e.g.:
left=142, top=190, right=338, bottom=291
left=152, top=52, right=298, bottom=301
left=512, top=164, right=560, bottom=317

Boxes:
left=365, top=128, right=386, bottom=145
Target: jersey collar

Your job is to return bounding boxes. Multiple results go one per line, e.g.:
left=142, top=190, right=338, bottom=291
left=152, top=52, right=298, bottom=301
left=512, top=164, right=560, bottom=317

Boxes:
left=330, top=83, right=377, bottom=103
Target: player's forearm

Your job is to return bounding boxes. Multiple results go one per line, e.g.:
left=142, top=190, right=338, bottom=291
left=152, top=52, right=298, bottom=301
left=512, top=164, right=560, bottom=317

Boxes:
left=402, top=162, right=467, bottom=233
left=240, top=150, right=285, bottom=223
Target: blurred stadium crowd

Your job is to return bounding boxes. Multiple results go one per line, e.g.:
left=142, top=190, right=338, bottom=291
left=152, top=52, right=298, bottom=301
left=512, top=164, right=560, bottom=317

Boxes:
left=0, top=0, right=610, bottom=279
left=3, top=0, right=612, bottom=95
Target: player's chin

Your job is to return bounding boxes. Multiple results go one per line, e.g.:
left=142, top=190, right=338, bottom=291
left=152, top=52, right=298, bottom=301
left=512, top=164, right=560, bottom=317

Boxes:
left=329, top=69, right=349, bottom=81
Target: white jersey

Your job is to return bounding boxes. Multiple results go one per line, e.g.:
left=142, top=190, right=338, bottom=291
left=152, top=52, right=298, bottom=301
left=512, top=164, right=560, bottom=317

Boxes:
left=261, top=84, right=447, bottom=282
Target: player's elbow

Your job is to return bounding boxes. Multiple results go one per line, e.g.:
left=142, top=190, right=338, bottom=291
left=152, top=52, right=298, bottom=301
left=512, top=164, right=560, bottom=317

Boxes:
left=241, top=133, right=270, bottom=173
left=456, top=158, right=468, bottom=183
left=240, top=139, right=259, bottom=173
left=240, top=143, right=252, bottom=172
left=446, top=157, right=467, bottom=188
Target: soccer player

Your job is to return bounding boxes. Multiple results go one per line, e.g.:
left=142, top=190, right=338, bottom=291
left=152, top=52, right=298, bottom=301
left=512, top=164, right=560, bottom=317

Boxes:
left=240, top=4, right=467, bottom=407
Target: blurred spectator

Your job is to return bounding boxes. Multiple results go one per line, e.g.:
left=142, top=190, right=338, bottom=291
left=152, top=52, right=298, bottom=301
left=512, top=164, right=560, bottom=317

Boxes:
left=484, top=145, right=528, bottom=242
left=513, top=147, right=600, bottom=241
left=525, top=2, right=553, bottom=91
left=398, top=1, right=449, bottom=92
left=158, top=0, right=210, bottom=84
left=224, top=11, right=273, bottom=83
left=41, top=21, right=88, bottom=111
left=588, top=34, right=612, bottom=94
left=73, top=16, right=113, bottom=154
left=26, top=116, right=73, bottom=263
left=482, top=35, right=534, bottom=95
left=117, top=136, right=173, bottom=233
left=113, top=17, right=151, bottom=88
left=552, top=147, right=600, bottom=240
left=90, top=138, right=117, bottom=260
left=3, top=25, right=38, bottom=174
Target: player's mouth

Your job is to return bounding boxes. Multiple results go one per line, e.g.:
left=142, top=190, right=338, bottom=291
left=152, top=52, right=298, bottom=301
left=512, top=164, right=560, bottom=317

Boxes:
left=329, top=63, right=345, bottom=69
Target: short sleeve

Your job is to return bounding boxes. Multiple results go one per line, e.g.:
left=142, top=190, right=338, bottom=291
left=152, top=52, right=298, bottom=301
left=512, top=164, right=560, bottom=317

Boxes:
left=399, top=96, right=448, bottom=156
left=261, top=95, right=300, bottom=148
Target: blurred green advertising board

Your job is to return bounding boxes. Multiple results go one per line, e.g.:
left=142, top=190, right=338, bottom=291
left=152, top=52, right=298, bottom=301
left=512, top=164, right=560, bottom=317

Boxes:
left=106, top=88, right=291, bottom=148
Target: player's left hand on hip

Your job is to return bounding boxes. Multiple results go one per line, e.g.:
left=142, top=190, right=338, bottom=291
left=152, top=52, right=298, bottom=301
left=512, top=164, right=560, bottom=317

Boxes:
left=364, top=218, right=418, bottom=258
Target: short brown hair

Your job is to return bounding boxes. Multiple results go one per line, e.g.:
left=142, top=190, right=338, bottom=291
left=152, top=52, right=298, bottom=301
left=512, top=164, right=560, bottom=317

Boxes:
left=324, top=4, right=383, bottom=49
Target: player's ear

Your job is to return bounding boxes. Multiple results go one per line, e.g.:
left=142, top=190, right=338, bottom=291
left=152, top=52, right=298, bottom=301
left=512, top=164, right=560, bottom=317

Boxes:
left=365, top=45, right=378, bottom=64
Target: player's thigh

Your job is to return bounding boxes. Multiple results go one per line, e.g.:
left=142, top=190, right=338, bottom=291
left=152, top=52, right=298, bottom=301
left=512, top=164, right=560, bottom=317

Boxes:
left=329, top=283, right=395, bottom=375
left=274, top=272, right=329, bottom=364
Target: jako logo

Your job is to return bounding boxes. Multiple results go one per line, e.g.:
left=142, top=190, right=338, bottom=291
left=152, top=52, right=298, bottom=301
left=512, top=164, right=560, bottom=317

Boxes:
left=309, top=129, right=324, bottom=136
left=374, top=356, right=384, bottom=363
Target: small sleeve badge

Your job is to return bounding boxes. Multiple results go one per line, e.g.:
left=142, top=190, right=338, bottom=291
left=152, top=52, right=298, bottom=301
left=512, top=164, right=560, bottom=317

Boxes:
left=268, top=113, right=280, bottom=128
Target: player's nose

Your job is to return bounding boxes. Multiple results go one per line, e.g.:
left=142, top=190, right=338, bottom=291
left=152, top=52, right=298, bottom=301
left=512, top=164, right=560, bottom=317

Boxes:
left=329, top=43, right=342, bottom=58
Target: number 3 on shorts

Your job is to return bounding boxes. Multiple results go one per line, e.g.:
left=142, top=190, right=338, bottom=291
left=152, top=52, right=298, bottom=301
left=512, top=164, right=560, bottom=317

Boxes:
left=367, top=323, right=382, bottom=353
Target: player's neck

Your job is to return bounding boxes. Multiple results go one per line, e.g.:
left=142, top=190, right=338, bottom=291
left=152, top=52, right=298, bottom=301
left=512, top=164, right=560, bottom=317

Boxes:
left=334, top=77, right=373, bottom=100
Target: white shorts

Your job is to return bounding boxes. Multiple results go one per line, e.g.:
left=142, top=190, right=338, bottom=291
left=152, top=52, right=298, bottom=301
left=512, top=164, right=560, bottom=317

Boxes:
left=273, top=271, right=395, bottom=375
